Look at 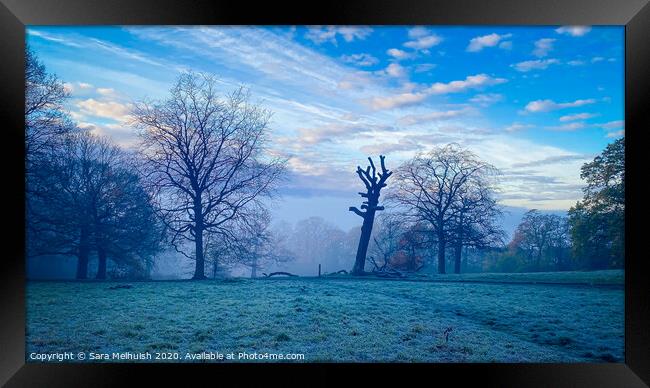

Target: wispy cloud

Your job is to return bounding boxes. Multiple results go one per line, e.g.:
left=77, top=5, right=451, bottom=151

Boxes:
left=340, top=53, right=379, bottom=67
left=397, top=108, right=472, bottom=126
left=524, top=98, right=596, bottom=113
left=559, top=112, right=597, bottom=121
left=512, top=59, right=560, bottom=72
left=364, top=73, right=506, bottom=111
left=511, top=154, right=593, bottom=168
left=469, top=93, right=503, bottom=106
left=364, top=92, right=427, bottom=110
left=596, top=120, right=624, bottom=130
left=505, top=122, right=533, bottom=132
left=546, top=122, right=587, bottom=131
left=360, top=138, right=424, bottom=155
left=606, top=130, right=624, bottom=138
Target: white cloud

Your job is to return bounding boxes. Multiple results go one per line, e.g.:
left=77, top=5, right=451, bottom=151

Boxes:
left=606, top=130, right=624, bottom=138
left=532, top=38, right=555, bottom=57
left=567, top=60, right=586, bottom=66
left=466, top=33, right=512, bottom=52
left=340, top=53, right=379, bottom=67
left=555, top=26, right=591, bottom=37
left=408, top=27, right=430, bottom=39
left=414, top=63, right=436, bottom=73
left=469, top=93, right=503, bottom=106
left=547, top=122, right=586, bottom=131
left=428, top=74, right=507, bottom=94
left=364, top=73, right=506, bottom=111
left=63, top=82, right=74, bottom=94
left=295, top=122, right=392, bottom=145
left=398, top=109, right=471, bottom=126
left=505, top=122, right=533, bottom=132
left=360, top=138, right=423, bottom=155
left=512, top=59, right=560, bottom=72
left=305, top=26, right=372, bottom=45
left=384, top=63, right=406, bottom=78
left=365, top=92, right=427, bottom=110
left=404, top=28, right=443, bottom=51
left=559, top=112, right=597, bottom=121
left=597, top=120, right=624, bottom=130
left=591, top=56, right=605, bottom=63
left=498, top=41, right=513, bottom=50
left=386, top=48, right=413, bottom=60
left=525, top=98, right=597, bottom=113
left=96, top=87, right=116, bottom=96
left=76, top=98, right=132, bottom=122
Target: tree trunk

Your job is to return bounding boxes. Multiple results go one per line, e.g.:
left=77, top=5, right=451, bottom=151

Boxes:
left=462, top=245, right=468, bottom=272
left=454, top=243, right=462, bottom=274
left=76, top=227, right=90, bottom=279
left=96, top=246, right=107, bottom=279
left=193, top=228, right=205, bottom=279
left=251, top=256, right=257, bottom=278
left=192, top=200, right=206, bottom=280
left=437, top=230, right=446, bottom=274
left=352, top=211, right=375, bottom=275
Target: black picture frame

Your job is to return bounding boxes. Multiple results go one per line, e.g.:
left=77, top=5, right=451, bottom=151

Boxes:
left=1, top=0, right=648, bottom=386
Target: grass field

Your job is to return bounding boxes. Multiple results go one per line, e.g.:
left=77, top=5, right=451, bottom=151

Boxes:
left=26, top=270, right=624, bottom=363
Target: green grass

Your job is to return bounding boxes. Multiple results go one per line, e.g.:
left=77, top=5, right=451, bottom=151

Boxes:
left=26, top=272, right=624, bottom=363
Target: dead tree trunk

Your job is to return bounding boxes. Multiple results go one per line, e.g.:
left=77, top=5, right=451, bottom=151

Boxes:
left=349, top=155, right=392, bottom=276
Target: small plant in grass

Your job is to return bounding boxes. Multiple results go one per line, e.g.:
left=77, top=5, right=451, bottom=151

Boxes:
left=435, top=327, right=454, bottom=348
left=275, top=333, right=290, bottom=342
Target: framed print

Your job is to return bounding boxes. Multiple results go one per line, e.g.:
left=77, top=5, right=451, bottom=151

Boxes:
left=1, top=0, right=648, bottom=386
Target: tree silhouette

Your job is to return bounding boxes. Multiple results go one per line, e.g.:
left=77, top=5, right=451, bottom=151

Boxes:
left=349, top=155, right=392, bottom=275
left=134, top=72, right=285, bottom=280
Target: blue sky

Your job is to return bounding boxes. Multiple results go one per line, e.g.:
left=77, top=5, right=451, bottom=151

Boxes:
left=27, top=25, right=624, bottom=230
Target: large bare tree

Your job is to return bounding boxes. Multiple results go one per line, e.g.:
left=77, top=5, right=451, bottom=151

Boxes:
left=390, top=144, right=494, bottom=274
left=133, top=72, right=285, bottom=279
left=349, top=155, right=392, bottom=275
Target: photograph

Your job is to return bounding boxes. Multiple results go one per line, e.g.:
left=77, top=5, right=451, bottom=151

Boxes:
left=25, top=25, right=625, bottom=363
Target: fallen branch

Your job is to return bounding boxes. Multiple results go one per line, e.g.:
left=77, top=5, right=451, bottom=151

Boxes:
left=108, top=284, right=133, bottom=290
left=263, top=272, right=298, bottom=277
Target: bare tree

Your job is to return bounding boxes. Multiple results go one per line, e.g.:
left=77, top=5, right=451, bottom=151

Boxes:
left=133, top=72, right=285, bottom=279
left=25, top=47, right=73, bottom=161
left=368, top=214, right=405, bottom=272
left=349, top=155, right=392, bottom=275
left=448, top=175, right=505, bottom=273
left=390, top=144, right=493, bottom=274
left=27, top=130, right=161, bottom=279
